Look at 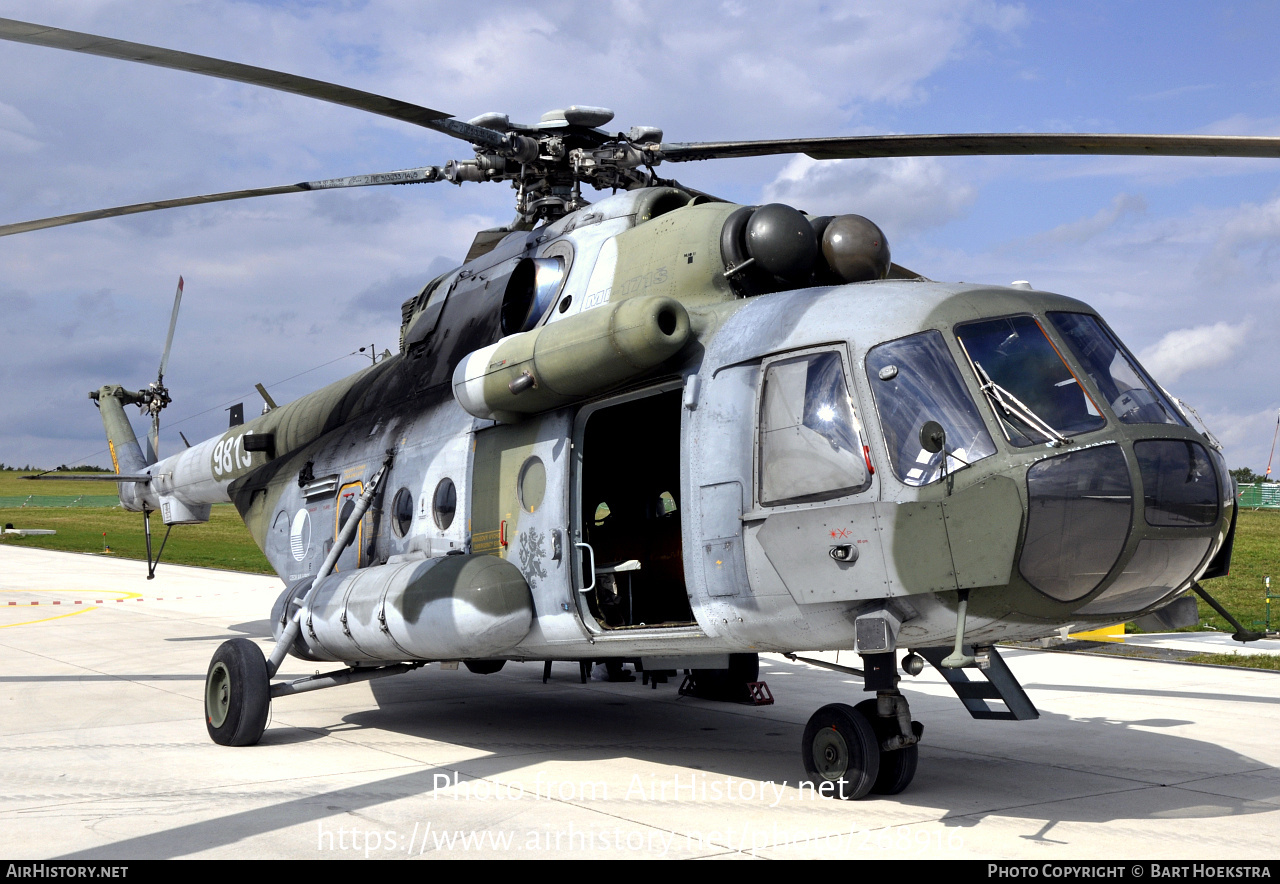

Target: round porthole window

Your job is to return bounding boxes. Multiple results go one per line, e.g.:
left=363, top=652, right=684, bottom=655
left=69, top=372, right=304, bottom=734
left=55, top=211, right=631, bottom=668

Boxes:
left=338, top=497, right=356, bottom=532
left=518, top=456, right=545, bottom=513
left=433, top=478, right=457, bottom=530
left=391, top=487, right=414, bottom=538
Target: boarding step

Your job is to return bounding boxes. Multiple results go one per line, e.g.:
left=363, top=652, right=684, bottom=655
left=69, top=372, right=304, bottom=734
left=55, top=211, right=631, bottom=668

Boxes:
left=918, top=645, right=1038, bottom=721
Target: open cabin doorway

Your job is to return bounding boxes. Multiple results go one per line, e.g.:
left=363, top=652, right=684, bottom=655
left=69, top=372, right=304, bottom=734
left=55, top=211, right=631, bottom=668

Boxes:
left=575, top=386, right=693, bottom=630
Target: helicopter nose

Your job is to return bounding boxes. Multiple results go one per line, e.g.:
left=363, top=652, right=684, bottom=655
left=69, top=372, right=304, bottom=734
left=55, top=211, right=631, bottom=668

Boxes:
left=1018, top=439, right=1226, bottom=617
left=1019, top=444, right=1133, bottom=603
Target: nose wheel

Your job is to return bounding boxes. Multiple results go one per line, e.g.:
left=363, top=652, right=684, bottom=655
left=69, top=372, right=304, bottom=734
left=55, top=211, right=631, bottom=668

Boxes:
left=854, top=698, right=921, bottom=795
left=802, top=697, right=921, bottom=799
left=801, top=703, right=880, bottom=800
left=205, top=638, right=270, bottom=746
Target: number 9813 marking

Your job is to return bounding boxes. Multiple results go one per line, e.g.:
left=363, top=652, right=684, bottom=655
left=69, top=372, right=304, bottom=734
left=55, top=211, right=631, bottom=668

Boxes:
left=211, top=434, right=253, bottom=478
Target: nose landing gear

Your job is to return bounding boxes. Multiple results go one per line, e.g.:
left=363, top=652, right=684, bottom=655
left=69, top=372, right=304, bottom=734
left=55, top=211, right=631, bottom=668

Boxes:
left=802, top=703, right=881, bottom=799
left=800, top=687, right=921, bottom=800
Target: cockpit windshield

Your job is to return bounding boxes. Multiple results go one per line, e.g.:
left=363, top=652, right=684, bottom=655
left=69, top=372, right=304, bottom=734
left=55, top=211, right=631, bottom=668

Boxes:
left=955, top=315, right=1106, bottom=447
left=1046, top=312, right=1186, bottom=427
left=866, top=331, right=996, bottom=486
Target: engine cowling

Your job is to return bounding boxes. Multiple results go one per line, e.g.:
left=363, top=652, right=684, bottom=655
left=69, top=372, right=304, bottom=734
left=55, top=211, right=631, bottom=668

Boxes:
left=452, top=293, right=691, bottom=422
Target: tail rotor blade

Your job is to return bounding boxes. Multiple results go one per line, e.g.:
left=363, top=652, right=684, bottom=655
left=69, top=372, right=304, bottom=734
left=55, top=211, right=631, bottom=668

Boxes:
left=158, top=276, right=183, bottom=385
left=147, top=413, right=160, bottom=465
left=145, top=275, right=183, bottom=464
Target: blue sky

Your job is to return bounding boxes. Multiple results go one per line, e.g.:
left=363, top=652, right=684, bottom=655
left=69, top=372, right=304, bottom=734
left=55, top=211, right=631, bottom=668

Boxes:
left=1, top=0, right=1278, bottom=472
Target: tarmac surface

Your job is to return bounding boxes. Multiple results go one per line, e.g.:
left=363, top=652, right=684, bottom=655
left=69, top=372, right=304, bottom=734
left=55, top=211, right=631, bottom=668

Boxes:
left=2, top=544, right=1279, bottom=860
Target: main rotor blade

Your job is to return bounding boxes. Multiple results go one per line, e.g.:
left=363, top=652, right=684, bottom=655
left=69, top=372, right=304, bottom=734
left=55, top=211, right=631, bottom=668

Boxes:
left=0, top=166, right=442, bottom=237
left=0, top=18, right=504, bottom=148
left=655, top=133, right=1280, bottom=163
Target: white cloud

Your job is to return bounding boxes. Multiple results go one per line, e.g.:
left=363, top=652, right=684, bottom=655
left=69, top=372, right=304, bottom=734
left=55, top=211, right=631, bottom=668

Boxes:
left=762, top=155, right=977, bottom=236
left=1206, top=193, right=1280, bottom=276
left=1177, top=406, right=1280, bottom=473
left=0, top=100, right=39, bottom=153
left=1034, top=193, right=1146, bottom=245
left=1138, top=322, right=1249, bottom=384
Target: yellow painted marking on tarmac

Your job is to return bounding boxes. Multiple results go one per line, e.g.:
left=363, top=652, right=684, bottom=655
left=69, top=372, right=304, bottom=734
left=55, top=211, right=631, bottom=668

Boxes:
left=1, top=607, right=98, bottom=628
left=1071, top=623, right=1125, bottom=643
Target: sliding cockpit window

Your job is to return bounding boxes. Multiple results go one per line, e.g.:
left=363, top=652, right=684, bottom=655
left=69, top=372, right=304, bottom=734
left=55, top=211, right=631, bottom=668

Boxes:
left=758, top=350, right=870, bottom=506
left=865, top=331, right=996, bottom=487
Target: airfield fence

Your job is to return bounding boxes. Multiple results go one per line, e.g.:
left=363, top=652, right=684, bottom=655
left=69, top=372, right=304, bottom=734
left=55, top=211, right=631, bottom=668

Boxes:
left=0, top=495, right=121, bottom=508
left=1238, top=483, right=1280, bottom=509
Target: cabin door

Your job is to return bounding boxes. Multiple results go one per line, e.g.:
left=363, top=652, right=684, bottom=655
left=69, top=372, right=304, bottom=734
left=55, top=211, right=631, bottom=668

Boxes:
left=471, top=413, right=581, bottom=642
left=573, top=386, right=692, bottom=630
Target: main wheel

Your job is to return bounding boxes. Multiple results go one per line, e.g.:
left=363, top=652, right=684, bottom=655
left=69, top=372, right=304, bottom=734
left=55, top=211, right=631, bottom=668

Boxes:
left=690, top=653, right=759, bottom=701
left=855, top=699, right=920, bottom=795
left=205, top=638, right=270, bottom=746
left=463, top=659, right=506, bottom=675
left=801, top=703, right=880, bottom=800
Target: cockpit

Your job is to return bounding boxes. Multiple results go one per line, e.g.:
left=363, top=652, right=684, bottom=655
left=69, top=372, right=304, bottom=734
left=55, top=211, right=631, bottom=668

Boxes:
left=693, top=280, right=1234, bottom=648
left=859, top=305, right=1229, bottom=622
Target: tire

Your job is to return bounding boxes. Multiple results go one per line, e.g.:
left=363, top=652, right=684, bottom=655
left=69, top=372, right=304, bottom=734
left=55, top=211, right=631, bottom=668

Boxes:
left=801, top=703, right=880, bottom=800
left=855, top=699, right=919, bottom=796
left=463, top=660, right=506, bottom=675
left=205, top=638, right=270, bottom=746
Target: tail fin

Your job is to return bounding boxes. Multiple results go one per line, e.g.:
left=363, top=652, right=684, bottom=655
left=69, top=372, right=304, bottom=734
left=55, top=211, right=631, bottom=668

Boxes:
left=92, top=385, right=152, bottom=473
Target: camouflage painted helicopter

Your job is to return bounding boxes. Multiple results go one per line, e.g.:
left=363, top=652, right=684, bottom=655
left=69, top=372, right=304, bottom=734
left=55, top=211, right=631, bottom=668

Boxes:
left=4, top=17, right=1275, bottom=801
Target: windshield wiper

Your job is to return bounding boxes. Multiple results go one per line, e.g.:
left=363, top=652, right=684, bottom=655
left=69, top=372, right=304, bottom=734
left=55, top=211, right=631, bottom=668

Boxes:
left=967, top=357, right=1072, bottom=448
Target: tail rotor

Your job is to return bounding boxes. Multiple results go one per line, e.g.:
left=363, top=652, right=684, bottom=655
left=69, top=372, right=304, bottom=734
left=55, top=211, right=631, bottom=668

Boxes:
left=142, top=276, right=183, bottom=464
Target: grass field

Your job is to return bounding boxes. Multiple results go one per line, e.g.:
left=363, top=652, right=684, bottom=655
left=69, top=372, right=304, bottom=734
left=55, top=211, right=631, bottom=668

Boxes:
left=0, top=472, right=272, bottom=574
left=1, top=472, right=1277, bottom=630
left=1197, top=508, right=1280, bottom=633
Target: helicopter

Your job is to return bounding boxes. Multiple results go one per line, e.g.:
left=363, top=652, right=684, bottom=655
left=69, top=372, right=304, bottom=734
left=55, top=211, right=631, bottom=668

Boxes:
left=2, top=15, right=1275, bottom=802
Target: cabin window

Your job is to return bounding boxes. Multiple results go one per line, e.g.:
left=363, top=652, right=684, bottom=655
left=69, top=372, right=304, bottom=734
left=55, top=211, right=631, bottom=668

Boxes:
left=865, top=331, right=996, bottom=486
left=338, top=496, right=356, bottom=532
left=391, top=487, right=414, bottom=538
left=518, top=457, right=546, bottom=513
left=757, top=350, right=870, bottom=506
left=433, top=478, right=457, bottom=530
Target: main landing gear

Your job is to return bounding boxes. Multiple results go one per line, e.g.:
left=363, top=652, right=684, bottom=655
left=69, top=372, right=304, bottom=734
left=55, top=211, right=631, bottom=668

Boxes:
left=205, top=635, right=430, bottom=746
left=205, top=638, right=270, bottom=747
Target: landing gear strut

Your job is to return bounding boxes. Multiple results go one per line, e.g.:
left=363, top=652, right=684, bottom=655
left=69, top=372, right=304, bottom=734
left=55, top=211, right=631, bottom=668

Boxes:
left=855, top=696, right=921, bottom=795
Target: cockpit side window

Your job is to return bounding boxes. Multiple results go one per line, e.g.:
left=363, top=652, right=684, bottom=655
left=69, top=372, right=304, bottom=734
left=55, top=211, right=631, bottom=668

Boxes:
left=865, top=330, right=996, bottom=486
left=757, top=350, right=870, bottom=506
left=955, top=315, right=1106, bottom=446
left=1046, top=312, right=1187, bottom=427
